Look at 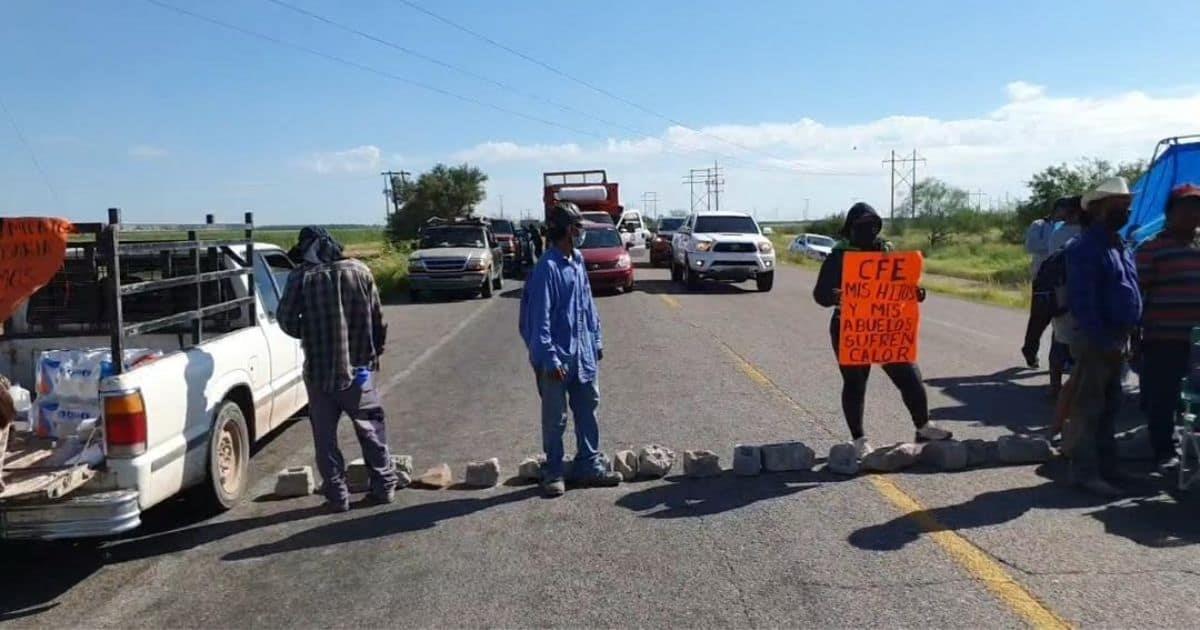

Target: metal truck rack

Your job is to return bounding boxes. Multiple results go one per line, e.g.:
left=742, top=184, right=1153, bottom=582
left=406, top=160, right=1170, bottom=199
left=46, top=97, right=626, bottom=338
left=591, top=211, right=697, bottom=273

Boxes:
left=6, top=208, right=255, bottom=375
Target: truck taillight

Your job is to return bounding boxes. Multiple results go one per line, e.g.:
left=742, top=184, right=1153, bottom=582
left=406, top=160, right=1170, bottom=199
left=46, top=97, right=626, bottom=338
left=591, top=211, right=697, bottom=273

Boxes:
left=104, top=390, right=147, bottom=457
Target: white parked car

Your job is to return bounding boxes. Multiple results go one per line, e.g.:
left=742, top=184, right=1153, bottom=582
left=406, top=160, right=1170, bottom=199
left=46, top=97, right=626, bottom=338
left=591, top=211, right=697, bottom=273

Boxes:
left=789, top=233, right=836, bottom=261
left=671, top=211, right=776, bottom=292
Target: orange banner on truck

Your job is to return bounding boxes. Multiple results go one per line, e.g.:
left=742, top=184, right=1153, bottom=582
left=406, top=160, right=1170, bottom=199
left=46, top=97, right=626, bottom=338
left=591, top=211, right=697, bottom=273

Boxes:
left=838, top=251, right=923, bottom=366
left=0, top=217, right=73, bottom=324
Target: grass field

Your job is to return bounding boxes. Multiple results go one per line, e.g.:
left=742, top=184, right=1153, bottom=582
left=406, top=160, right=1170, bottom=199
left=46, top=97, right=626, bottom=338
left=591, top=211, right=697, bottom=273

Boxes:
left=772, top=231, right=1030, bottom=309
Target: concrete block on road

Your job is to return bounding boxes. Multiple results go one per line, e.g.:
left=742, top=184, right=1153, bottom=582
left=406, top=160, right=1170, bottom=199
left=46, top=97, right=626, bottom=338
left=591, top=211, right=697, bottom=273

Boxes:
left=518, top=455, right=545, bottom=481
left=964, top=439, right=995, bottom=467
left=392, top=454, right=414, bottom=488
left=761, top=441, right=816, bottom=472
left=346, top=457, right=370, bottom=492
left=827, top=443, right=860, bottom=476
left=996, top=435, right=1053, bottom=465
left=732, top=444, right=762, bottom=476
left=613, top=450, right=638, bottom=481
left=861, top=443, right=923, bottom=472
left=920, top=440, right=968, bottom=471
left=464, top=458, right=502, bottom=488
left=637, top=445, right=675, bottom=478
left=683, top=450, right=722, bottom=478
left=415, top=463, right=453, bottom=489
left=274, top=466, right=315, bottom=497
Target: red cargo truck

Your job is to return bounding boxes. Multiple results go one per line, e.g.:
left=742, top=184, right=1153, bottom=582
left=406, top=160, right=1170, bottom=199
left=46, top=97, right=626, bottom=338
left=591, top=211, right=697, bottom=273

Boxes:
left=542, top=170, right=622, bottom=224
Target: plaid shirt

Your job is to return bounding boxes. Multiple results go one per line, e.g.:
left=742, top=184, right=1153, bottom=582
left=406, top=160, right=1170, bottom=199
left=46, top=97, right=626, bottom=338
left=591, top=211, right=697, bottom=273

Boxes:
left=278, top=258, right=386, bottom=392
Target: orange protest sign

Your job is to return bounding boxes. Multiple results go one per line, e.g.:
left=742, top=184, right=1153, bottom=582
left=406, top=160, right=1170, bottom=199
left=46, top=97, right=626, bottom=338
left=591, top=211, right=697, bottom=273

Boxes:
left=838, top=251, right=923, bottom=366
left=0, top=217, right=73, bottom=324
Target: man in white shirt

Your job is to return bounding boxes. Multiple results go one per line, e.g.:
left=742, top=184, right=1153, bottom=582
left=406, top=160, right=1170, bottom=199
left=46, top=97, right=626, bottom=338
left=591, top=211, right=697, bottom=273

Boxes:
left=1022, top=198, right=1071, bottom=368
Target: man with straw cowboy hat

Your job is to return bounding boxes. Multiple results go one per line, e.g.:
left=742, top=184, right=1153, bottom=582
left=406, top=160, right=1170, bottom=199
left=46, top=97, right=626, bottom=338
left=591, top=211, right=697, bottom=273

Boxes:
left=1061, top=176, right=1142, bottom=496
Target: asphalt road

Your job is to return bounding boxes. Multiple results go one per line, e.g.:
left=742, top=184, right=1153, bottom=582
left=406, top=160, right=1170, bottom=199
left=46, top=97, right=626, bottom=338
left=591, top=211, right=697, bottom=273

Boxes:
left=4, top=258, right=1199, bottom=628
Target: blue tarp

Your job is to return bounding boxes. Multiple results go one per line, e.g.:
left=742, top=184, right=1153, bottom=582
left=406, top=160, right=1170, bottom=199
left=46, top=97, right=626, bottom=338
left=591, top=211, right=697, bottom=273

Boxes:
left=1124, top=139, right=1200, bottom=247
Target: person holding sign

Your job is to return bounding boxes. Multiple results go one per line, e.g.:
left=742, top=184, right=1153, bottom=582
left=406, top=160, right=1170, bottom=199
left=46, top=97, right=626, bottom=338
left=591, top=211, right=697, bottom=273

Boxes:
left=813, top=203, right=953, bottom=458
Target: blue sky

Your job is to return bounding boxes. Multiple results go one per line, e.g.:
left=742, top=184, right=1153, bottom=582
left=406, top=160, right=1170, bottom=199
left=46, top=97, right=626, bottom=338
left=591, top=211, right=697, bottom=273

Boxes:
left=2, top=0, right=1198, bottom=224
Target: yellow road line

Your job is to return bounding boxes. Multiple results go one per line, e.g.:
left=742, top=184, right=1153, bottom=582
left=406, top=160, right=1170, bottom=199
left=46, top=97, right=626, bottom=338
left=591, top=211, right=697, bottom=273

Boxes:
left=707, top=336, right=1072, bottom=628
left=868, top=475, right=1072, bottom=629
left=658, top=294, right=681, bottom=310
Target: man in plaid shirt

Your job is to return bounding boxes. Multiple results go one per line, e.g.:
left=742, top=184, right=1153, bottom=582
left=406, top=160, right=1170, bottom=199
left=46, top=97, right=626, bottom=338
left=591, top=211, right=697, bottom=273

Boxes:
left=279, top=226, right=396, bottom=512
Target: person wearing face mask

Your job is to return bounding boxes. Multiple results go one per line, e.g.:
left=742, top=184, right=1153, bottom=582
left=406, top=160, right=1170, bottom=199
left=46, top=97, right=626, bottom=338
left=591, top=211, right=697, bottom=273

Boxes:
left=519, top=201, right=622, bottom=497
left=1061, top=177, right=1143, bottom=496
left=813, top=202, right=953, bottom=459
left=1134, top=183, right=1200, bottom=473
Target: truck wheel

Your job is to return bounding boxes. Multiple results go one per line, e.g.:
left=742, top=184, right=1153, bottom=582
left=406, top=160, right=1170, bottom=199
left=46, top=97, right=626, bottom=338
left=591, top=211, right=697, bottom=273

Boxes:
left=481, top=272, right=494, bottom=298
left=204, top=400, right=250, bottom=511
left=671, top=262, right=682, bottom=283
left=756, top=271, right=775, bottom=292
left=408, top=288, right=421, bottom=302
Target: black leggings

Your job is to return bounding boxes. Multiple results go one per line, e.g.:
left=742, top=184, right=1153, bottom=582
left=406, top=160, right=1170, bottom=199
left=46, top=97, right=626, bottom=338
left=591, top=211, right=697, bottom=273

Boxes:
left=830, top=317, right=930, bottom=439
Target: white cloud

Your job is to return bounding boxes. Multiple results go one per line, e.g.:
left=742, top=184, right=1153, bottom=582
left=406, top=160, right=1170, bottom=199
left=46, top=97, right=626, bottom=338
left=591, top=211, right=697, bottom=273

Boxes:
left=452, top=141, right=582, bottom=162
left=457, top=82, right=1200, bottom=218
left=128, top=144, right=169, bottom=160
left=1006, top=81, right=1046, bottom=102
left=304, top=145, right=382, bottom=174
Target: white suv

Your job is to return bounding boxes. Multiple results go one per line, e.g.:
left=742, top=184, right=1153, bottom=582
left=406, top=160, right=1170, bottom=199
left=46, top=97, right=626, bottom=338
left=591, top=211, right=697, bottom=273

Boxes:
left=671, top=211, right=776, bottom=292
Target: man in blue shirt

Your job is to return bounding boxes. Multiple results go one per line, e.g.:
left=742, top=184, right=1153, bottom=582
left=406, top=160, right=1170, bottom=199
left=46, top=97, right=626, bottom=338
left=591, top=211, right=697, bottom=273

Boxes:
left=519, top=202, right=622, bottom=497
left=1063, top=177, right=1142, bottom=497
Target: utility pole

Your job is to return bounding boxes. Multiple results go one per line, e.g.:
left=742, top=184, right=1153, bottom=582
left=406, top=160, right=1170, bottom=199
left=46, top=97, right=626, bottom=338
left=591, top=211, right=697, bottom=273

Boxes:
left=683, top=169, right=707, bottom=213
left=640, top=192, right=659, bottom=219
left=968, top=189, right=988, bottom=212
left=803, top=198, right=811, bottom=221
left=380, top=170, right=410, bottom=219
left=708, top=161, right=724, bottom=212
left=881, top=150, right=924, bottom=220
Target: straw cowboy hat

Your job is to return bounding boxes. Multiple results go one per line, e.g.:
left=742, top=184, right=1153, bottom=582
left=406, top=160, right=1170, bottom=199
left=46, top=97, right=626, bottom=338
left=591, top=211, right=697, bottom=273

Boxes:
left=1081, top=176, right=1132, bottom=209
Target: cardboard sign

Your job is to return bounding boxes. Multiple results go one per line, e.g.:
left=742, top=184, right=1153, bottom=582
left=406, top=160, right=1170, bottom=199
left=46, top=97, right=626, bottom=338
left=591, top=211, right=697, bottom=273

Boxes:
left=838, top=251, right=923, bottom=366
left=0, top=217, right=73, bottom=323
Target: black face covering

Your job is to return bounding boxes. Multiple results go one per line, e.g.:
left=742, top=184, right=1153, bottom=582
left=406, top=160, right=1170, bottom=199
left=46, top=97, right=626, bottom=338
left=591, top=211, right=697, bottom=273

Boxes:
left=850, top=222, right=878, bottom=247
left=1103, top=207, right=1130, bottom=232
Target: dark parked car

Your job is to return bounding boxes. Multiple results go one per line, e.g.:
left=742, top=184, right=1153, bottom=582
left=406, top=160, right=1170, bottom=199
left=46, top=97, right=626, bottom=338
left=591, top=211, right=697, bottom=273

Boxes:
left=649, top=217, right=685, bottom=267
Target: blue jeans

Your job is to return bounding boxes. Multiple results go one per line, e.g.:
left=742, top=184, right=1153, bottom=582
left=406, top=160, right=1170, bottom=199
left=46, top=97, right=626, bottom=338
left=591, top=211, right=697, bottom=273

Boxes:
left=536, top=369, right=605, bottom=481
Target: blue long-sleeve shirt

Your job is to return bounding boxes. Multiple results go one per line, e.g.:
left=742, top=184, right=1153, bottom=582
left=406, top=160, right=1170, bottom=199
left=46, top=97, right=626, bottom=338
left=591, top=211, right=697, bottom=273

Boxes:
left=519, top=247, right=603, bottom=382
left=1065, top=224, right=1142, bottom=350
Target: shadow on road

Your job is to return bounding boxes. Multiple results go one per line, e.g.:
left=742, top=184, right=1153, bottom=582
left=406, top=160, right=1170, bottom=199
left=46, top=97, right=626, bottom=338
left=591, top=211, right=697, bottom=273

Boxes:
left=926, top=367, right=1145, bottom=437
left=222, top=487, right=539, bottom=561
left=847, top=463, right=1176, bottom=552
left=615, top=470, right=830, bottom=519
left=1089, top=491, right=1200, bottom=548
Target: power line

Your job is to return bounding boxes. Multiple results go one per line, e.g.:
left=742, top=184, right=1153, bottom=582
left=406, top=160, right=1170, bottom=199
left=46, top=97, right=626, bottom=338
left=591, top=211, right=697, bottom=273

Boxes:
left=0, top=95, right=61, bottom=211
left=145, top=0, right=612, bottom=142
left=264, top=0, right=649, bottom=140
left=396, top=0, right=863, bottom=172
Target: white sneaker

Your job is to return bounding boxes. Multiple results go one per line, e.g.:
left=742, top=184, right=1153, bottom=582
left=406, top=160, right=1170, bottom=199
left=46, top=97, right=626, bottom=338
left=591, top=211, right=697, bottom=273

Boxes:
left=915, top=423, right=953, bottom=442
left=853, top=437, right=875, bottom=459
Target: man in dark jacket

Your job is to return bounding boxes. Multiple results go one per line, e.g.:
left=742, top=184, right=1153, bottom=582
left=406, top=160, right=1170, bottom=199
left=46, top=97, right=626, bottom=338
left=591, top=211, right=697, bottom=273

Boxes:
left=813, top=202, right=952, bottom=459
left=1062, top=177, right=1142, bottom=496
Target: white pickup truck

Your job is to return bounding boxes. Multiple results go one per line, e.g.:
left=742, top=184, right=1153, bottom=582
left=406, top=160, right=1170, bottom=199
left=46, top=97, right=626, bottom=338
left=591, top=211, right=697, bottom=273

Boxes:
left=0, top=211, right=306, bottom=540
left=671, top=211, right=776, bottom=292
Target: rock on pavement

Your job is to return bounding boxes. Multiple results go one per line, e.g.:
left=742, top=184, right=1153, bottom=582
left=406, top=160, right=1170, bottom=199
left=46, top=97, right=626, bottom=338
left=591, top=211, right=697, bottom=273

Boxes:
left=415, top=463, right=453, bottom=489
left=861, top=443, right=923, bottom=473
left=683, top=450, right=722, bottom=478
left=638, top=445, right=676, bottom=478
left=827, top=443, right=860, bottom=476
left=392, top=454, right=414, bottom=488
left=274, top=466, right=315, bottom=497
left=464, top=458, right=502, bottom=488
left=613, top=450, right=639, bottom=481
left=761, top=441, right=816, bottom=472
left=996, top=435, right=1053, bottom=464
left=518, top=455, right=545, bottom=481
left=920, top=440, right=968, bottom=471
left=346, top=458, right=370, bottom=492
left=732, top=444, right=762, bottom=476
left=963, top=439, right=994, bottom=467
